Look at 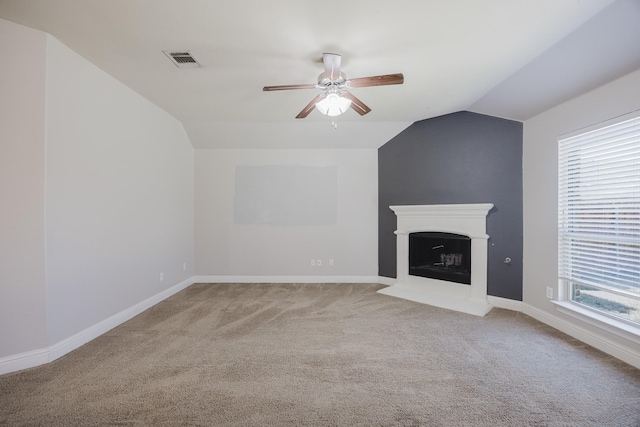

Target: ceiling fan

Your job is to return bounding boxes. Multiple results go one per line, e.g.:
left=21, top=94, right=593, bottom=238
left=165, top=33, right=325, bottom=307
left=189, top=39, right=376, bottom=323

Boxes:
left=263, top=53, right=404, bottom=121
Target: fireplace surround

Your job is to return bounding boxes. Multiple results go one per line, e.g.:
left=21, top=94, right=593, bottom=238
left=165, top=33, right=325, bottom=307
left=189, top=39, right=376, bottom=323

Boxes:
left=377, top=204, right=494, bottom=316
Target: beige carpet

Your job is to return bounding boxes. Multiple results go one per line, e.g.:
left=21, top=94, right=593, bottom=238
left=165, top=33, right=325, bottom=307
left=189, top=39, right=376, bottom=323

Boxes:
left=1, top=283, right=639, bottom=426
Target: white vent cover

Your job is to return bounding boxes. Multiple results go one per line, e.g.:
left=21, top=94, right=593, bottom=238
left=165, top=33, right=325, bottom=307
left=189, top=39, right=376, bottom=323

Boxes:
left=163, top=51, right=201, bottom=68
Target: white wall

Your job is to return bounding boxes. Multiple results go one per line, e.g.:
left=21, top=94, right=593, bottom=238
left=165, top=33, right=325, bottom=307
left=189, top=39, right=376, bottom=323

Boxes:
left=0, top=18, right=48, bottom=358
left=523, top=68, right=640, bottom=362
left=0, top=18, right=195, bottom=372
left=195, top=149, right=378, bottom=279
left=44, top=36, right=195, bottom=344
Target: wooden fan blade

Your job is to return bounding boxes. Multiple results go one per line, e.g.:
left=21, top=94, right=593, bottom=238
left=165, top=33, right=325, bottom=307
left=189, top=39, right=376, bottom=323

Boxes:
left=295, top=93, right=325, bottom=119
left=347, top=73, right=404, bottom=88
left=323, top=53, right=341, bottom=80
left=263, top=83, right=317, bottom=91
left=341, top=91, right=371, bottom=116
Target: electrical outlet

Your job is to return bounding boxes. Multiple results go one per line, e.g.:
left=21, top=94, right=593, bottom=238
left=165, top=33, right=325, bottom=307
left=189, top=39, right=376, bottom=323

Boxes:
left=160, top=272, right=164, bottom=282
left=317, top=259, right=322, bottom=267
left=329, top=259, right=334, bottom=267
left=310, top=259, right=316, bottom=267
left=546, top=287, right=553, bottom=299
left=183, top=262, right=187, bottom=271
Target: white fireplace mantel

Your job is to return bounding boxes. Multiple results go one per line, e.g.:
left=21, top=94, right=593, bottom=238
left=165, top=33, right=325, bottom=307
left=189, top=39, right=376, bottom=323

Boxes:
left=378, top=204, right=494, bottom=316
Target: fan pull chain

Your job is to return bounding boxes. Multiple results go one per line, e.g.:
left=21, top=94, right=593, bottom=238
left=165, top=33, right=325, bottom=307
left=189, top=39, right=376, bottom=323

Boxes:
left=331, top=116, right=338, bottom=129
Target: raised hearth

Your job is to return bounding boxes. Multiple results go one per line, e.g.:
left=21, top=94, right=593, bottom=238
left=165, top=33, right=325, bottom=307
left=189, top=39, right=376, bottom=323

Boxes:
left=378, top=204, right=494, bottom=316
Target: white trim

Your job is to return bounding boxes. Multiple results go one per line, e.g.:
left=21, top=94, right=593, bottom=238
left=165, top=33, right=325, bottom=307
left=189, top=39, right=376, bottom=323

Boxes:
left=3, top=275, right=636, bottom=376
left=0, top=277, right=195, bottom=376
left=193, top=275, right=381, bottom=284
left=377, top=276, right=395, bottom=286
left=0, top=347, right=50, bottom=376
left=522, top=303, right=640, bottom=370
left=488, top=296, right=523, bottom=312
left=552, top=300, right=640, bottom=344
left=389, top=203, right=495, bottom=222
left=376, top=284, right=639, bottom=369
left=48, top=277, right=195, bottom=361
left=558, top=108, right=640, bottom=139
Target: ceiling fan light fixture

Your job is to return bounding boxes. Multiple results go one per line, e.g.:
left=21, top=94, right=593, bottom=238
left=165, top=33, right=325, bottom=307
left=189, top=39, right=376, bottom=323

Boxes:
left=263, top=53, right=403, bottom=120
left=315, top=93, right=351, bottom=117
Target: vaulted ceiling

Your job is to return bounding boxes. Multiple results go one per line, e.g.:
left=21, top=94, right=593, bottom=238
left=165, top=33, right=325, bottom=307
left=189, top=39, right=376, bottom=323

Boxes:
left=1, top=0, right=639, bottom=148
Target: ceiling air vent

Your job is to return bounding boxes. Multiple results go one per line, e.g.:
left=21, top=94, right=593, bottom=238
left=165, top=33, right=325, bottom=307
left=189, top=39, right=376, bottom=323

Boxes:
left=163, top=51, right=201, bottom=68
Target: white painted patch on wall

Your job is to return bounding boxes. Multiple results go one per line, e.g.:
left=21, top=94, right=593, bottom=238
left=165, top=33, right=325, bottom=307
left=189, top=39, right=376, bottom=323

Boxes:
left=233, top=165, right=337, bottom=226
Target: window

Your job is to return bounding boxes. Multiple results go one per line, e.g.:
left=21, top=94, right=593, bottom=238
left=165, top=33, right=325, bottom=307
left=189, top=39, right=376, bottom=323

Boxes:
left=558, top=113, right=640, bottom=326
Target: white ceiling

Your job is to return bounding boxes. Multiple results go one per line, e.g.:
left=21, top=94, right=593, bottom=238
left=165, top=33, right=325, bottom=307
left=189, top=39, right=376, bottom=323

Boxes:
left=1, top=0, right=639, bottom=149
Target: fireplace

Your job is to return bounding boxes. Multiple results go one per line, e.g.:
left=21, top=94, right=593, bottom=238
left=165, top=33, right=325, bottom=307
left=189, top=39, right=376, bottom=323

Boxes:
left=409, top=232, right=471, bottom=285
left=377, top=204, right=494, bottom=316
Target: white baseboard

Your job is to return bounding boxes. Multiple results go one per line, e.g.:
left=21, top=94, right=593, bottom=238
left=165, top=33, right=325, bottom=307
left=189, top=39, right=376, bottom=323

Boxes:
left=193, top=275, right=381, bottom=284
left=3, top=277, right=636, bottom=375
left=522, top=303, right=640, bottom=370
left=488, top=295, right=523, bottom=312
left=377, top=284, right=638, bottom=368
left=0, top=347, right=50, bottom=376
left=0, top=277, right=195, bottom=376
left=377, top=276, right=395, bottom=286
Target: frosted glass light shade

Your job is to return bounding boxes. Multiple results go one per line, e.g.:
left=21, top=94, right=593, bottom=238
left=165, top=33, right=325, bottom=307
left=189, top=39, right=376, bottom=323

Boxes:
left=315, top=93, right=352, bottom=117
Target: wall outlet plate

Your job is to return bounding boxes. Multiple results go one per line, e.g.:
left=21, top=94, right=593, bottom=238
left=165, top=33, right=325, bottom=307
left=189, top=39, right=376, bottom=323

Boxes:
left=546, top=287, right=553, bottom=299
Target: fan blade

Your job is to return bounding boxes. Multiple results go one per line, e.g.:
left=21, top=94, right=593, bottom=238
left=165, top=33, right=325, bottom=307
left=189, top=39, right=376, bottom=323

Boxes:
left=341, top=92, right=371, bottom=116
left=323, top=53, right=342, bottom=80
left=263, top=83, right=317, bottom=91
left=347, top=73, right=404, bottom=88
left=295, top=93, right=326, bottom=119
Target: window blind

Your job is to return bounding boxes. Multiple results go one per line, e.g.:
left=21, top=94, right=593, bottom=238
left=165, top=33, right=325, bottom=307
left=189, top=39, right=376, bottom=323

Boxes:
left=558, top=114, right=640, bottom=297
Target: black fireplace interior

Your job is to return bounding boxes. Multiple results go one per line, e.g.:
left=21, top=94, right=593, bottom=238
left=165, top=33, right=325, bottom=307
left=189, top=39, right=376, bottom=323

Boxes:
left=409, top=232, right=471, bottom=285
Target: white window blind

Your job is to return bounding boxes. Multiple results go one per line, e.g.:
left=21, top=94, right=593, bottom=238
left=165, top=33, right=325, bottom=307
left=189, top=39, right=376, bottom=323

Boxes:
left=558, top=114, right=640, bottom=316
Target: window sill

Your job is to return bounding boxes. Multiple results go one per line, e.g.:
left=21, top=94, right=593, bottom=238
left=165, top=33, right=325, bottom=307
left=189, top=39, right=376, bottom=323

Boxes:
left=552, top=300, right=640, bottom=345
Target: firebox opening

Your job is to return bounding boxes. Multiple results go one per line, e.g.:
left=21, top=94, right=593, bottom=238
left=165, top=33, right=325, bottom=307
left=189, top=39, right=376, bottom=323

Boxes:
left=409, top=232, right=471, bottom=285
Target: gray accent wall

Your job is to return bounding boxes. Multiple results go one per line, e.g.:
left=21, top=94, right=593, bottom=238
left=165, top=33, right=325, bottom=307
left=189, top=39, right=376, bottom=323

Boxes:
left=378, top=111, right=523, bottom=300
